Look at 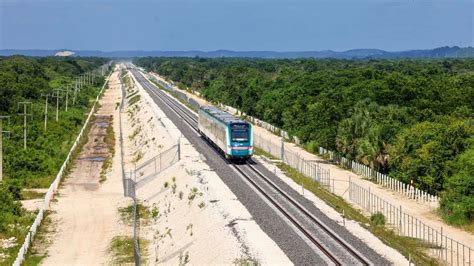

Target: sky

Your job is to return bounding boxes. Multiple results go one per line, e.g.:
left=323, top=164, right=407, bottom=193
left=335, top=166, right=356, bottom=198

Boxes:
left=0, top=0, right=472, bottom=52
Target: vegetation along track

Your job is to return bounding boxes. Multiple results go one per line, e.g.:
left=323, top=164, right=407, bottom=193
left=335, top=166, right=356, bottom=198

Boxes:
left=131, top=69, right=379, bottom=265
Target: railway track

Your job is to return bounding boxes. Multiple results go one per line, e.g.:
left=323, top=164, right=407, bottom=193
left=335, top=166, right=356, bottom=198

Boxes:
left=132, top=69, right=373, bottom=265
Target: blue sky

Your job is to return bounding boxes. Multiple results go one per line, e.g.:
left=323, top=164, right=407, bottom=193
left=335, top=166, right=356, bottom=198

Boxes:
left=0, top=0, right=472, bottom=51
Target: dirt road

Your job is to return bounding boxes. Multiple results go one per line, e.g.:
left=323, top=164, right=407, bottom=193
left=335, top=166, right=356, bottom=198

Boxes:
left=40, top=68, right=125, bottom=265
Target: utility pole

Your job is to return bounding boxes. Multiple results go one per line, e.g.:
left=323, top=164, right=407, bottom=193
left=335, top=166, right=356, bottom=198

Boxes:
left=52, top=89, right=63, bottom=122
left=72, top=80, right=78, bottom=105
left=0, top=116, right=11, bottom=182
left=64, top=86, right=70, bottom=111
left=18, top=102, right=32, bottom=150
left=42, top=93, right=50, bottom=131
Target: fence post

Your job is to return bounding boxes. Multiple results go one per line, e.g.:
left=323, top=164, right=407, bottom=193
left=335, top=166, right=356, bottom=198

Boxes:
left=280, top=138, right=284, bottom=161
left=177, top=138, right=181, bottom=161
left=349, top=176, right=352, bottom=200
left=368, top=187, right=371, bottom=212
left=399, top=205, right=403, bottom=235
left=440, top=227, right=443, bottom=259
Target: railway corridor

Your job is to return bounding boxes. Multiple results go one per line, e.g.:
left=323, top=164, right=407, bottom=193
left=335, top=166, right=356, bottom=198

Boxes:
left=129, top=68, right=395, bottom=265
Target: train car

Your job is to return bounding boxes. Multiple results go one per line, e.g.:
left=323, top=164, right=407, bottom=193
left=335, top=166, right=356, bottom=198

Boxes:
left=198, top=106, right=253, bottom=160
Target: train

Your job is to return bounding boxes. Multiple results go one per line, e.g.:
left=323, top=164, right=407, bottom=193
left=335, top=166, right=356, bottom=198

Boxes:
left=198, top=106, right=253, bottom=160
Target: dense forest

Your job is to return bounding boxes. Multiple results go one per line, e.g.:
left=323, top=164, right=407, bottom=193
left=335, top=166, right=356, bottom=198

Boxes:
left=134, top=57, right=474, bottom=225
left=0, top=56, right=108, bottom=261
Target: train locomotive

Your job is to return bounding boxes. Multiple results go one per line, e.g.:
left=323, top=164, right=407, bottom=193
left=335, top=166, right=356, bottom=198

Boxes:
left=198, top=106, right=253, bottom=160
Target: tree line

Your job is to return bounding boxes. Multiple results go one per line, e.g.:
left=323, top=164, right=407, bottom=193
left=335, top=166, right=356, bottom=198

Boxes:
left=134, top=57, right=473, bottom=225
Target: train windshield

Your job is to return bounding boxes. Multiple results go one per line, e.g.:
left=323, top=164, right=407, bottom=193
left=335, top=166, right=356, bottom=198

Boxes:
left=230, top=123, right=249, bottom=142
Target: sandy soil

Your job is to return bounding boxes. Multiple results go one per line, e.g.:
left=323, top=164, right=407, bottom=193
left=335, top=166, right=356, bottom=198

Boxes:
left=147, top=71, right=474, bottom=261
left=127, top=71, right=291, bottom=265
left=40, top=67, right=127, bottom=265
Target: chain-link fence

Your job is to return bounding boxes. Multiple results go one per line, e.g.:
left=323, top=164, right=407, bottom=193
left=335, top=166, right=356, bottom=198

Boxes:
left=254, top=133, right=331, bottom=188
left=350, top=181, right=473, bottom=265
left=122, top=143, right=180, bottom=265
left=134, top=144, right=180, bottom=189
left=254, top=132, right=473, bottom=265
left=132, top=187, right=141, bottom=266
left=147, top=74, right=201, bottom=110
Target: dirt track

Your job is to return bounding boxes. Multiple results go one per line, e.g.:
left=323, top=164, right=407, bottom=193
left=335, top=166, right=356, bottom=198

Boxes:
left=40, top=69, right=125, bottom=265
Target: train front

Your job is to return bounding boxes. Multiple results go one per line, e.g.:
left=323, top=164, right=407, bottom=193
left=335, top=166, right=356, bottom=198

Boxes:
left=228, top=122, right=253, bottom=160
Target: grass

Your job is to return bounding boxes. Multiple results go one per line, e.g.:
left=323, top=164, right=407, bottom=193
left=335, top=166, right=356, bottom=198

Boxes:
left=0, top=212, right=36, bottom=265
left=118, top=203, right=151, bottom=226
left=274, top=161, right=440, bottom=265
left=439, top=209, right=474, bottom=233
left=461, top=223, right=474, bottom=234
left=99, top=117, right=116, bottom=183
left=126, top=90, right=138, bottom=99
left=132, top=151, right=144, bottom=164
left=129, top=126, right=141, bottom=142
left=23, top=211, right=55, bottom=266
left=108, top=236, right=149, bottom=265
left=123, top=75, right=133, bottom=92
left=128, top=94, right=141, bottom=106
left=254, top=147, right=279, bottom=160
left=20, top=190, right=46, bottom=200
left=233, top=256, right=259, bottom=266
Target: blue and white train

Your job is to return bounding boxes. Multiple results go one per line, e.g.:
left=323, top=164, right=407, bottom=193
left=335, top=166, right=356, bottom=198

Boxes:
left=198, top=106, right=253, bottom=160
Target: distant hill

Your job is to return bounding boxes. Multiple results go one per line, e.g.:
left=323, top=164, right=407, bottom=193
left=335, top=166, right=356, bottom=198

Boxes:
left=1, top=46, right=473, bottom=59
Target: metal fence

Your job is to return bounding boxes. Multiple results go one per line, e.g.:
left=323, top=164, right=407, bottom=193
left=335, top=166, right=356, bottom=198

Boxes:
left=133, top=191, right=141, bottom=266
left=319, top=147, right=440, bottom=207
left=120, top=69, right=142, bottom=265
left=221, top=104, right=301, bottom=144
left=349, top=181, right=473, bottom=265
left=147, top=74, right=201, bottom=110
left=134, top=143, right=180, bottom=189
left=13, top=69, right=112, bottom=266
left=254, top=133, right=331, bottom=188
left=254, top=133, right=473, bottom=265
left=119, top=71, right=127, bottom=197
left=122, top=142, right=180, bottom=265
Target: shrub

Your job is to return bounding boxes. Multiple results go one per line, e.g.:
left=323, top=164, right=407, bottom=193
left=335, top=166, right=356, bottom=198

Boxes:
left=370, top=212, right=386, bottom=226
